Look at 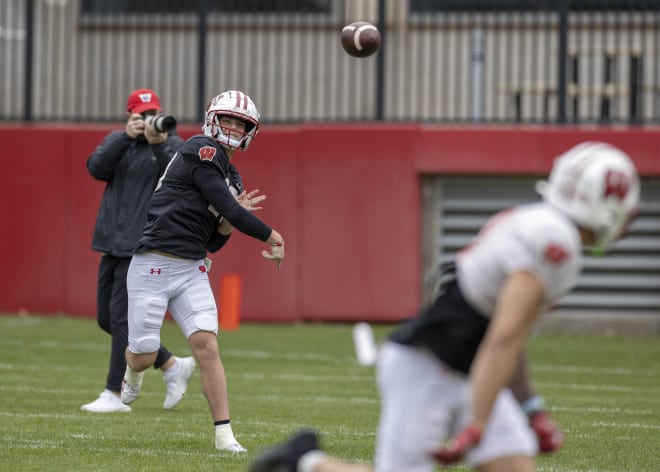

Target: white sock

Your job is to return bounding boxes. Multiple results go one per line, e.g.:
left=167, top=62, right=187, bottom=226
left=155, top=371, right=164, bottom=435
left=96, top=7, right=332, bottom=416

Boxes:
left=163, top=358, right=181, bottom=378
left=215, top=423, right=237, bottom=446
left=124, top=366, right=145, bottom=386
left=298, top=450, right=327, bottom=472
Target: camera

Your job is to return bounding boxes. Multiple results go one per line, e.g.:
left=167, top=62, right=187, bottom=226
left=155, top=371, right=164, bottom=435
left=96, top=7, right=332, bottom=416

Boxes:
left=144, top=114, right=177, bottom=133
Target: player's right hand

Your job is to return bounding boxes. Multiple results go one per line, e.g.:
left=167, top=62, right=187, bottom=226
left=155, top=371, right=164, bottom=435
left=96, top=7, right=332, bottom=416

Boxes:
left=262, top=241, right=284, bottom=270
left=125, top=113, right=145, bottom=139
left=432, top=424, right=482, bottom=465
left=529, top=411, right=564, bottom=453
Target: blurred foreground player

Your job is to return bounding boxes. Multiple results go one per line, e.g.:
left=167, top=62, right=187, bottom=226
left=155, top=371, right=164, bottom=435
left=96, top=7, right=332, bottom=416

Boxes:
left=122, top=91, right=285, bottom=452
left=250, top=142, right=640, bottom=472
left=83, top=88, right=194, bottom=413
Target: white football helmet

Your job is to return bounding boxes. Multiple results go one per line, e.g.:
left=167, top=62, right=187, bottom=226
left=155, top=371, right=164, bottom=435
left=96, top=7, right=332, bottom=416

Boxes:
left=536, top=141, right=640, bottom=251
left=202, top=90, right=260, bottom=151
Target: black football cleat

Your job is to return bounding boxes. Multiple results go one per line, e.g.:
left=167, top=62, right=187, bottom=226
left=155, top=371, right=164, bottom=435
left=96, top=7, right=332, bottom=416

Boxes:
left=249, top=430, right=321, bottom=472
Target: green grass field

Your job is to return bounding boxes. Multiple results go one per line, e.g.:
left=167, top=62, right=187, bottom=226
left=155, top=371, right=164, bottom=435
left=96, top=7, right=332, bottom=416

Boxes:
left=0, top=314, right=658, bottom=472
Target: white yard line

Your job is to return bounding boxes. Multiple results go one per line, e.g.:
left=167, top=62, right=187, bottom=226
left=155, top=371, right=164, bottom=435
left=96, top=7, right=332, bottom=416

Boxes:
left=536, top=382, right=660, bottom=394
left=533, top=365, right=659, bottom=377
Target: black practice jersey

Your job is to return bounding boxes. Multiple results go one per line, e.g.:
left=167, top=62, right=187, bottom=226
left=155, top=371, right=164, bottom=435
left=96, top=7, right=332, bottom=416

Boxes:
left=138, top=134, right=272, bottom=259
left=389, top=266, right=489, bottom=375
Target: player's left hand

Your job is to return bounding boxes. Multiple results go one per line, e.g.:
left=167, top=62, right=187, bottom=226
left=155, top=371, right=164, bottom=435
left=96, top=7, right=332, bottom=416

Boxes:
left=237, top=189, right=266, bottom=212
left=529, top=411, right=564, bottom=453
left=432, top=424, right=482, bottom=465
left=262, top=241, right=284, bottom=270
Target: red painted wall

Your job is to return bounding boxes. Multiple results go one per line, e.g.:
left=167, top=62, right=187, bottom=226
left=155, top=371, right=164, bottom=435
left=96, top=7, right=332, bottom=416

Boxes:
left=1, top=123, right=658, bottom=322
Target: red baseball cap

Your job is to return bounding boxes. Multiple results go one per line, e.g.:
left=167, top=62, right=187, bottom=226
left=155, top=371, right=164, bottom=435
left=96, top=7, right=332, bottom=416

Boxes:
left=126, top=88, right=162, bottom=114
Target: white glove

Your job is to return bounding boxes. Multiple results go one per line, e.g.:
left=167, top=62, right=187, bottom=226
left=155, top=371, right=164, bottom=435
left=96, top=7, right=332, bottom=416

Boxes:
left=203, top=257, right=212, bottom=272
left=261, top=241, right=284, bottom=270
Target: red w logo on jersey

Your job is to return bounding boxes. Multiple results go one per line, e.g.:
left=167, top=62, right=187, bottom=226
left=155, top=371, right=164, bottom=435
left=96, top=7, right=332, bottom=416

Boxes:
left=199, top=146, right=217, bottom=161
left=544, top=244, right=569, bottom=265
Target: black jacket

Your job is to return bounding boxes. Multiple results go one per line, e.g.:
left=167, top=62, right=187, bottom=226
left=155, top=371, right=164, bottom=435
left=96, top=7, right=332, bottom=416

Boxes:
left=87, top=130, right=184, bottom=257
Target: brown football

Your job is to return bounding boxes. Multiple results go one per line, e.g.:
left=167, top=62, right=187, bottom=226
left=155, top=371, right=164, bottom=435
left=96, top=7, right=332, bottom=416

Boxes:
left=341, top=21, right=381, bottom=58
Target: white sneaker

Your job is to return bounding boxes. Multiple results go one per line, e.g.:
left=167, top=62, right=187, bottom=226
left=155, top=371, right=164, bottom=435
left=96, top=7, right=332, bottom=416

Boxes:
left=121, top=379, right=141, bottom=405
left=81, top=390, right=131, bottom=413
left=163, top=356, right=196, bottom=410
left=216, top=441, right=247, bottom=453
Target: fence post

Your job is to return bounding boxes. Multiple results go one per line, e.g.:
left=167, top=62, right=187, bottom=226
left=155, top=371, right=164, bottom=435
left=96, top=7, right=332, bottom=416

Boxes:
left=23, top=0, right=34, bottom=121
left=375, top=0, right=386, bottom=121
left=197, top=0, right=208, bottom=122
left=557, top=0, right=569, bottom=124
left=470, top=28, right=485, bottom=122
left=629, top=54, right=642, bottom=125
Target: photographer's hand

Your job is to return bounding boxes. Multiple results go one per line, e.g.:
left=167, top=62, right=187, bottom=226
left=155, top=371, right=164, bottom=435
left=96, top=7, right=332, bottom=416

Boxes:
left=125, top=113, right=145, bottom=139
left=144, top=119, right=168, bottom=145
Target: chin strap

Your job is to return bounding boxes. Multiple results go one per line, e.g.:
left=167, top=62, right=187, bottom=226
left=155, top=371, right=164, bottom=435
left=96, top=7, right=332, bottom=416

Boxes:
left=582, top=241, right=606, bottom=257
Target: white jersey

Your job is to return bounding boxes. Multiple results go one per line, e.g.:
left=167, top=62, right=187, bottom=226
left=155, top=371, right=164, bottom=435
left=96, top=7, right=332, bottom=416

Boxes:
left=390, top=202, right=582, bottom=374
left=457, top=202, right=582, bottom=317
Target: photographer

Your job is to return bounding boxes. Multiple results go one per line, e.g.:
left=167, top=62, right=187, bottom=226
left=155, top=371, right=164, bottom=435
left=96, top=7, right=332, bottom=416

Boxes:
left=82, top=88, right=194, bottom=413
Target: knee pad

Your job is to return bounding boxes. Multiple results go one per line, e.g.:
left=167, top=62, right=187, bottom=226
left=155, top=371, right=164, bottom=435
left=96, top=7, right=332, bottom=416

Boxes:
left=135, top=335, right=161, bottom=353
left=193, top=313, right=218, bottom=333
left=128, top=296, right=167, bottom=353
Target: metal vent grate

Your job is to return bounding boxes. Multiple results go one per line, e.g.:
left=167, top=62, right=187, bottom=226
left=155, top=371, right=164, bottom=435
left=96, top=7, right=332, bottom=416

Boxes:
left=431, top=177, right=660, bottom=311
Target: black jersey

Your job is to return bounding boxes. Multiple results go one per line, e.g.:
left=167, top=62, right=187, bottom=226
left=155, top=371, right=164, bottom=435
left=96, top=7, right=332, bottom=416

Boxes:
left=389, top=267, right=489, bottom=375
left=138, top=134, right=272, bottom=259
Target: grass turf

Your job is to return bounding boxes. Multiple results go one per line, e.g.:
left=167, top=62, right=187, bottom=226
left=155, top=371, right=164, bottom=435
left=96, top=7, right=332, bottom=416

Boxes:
left=0, top=314, right=658, bottom=471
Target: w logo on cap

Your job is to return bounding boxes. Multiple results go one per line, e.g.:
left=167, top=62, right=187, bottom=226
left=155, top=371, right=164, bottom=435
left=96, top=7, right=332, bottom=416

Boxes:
left=127, top=88, right=161, bottom=114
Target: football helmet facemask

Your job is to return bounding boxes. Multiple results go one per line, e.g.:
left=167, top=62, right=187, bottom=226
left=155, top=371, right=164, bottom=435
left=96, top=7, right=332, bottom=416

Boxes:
left=536, top=141, right=640, bottom=252
left=202, top=90, right=260, bottom=151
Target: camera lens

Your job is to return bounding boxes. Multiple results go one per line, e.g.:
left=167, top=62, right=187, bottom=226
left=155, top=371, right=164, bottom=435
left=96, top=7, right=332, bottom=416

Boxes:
left=144, top=114, right=177, bottom=133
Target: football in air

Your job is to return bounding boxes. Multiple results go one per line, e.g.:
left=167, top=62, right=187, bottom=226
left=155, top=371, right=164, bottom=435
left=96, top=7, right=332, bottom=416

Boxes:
left=341, top=21, right=381, bottom=58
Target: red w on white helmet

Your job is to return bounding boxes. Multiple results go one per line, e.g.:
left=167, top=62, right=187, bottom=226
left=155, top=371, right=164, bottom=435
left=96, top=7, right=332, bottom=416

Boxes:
left=202, top=90, right=260, bottom=151
left=536, top=141, right=640, bottom=251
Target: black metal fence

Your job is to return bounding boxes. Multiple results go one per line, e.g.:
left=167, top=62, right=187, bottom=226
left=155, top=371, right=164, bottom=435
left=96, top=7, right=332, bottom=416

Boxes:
left=2, top=0, right=659, bottom=124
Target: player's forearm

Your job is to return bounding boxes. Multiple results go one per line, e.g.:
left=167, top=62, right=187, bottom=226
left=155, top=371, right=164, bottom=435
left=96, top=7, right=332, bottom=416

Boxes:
left=470, top=335, right=524, bottom=430
left=194, top=166, right=272, bottom=241
left=508, top=349, right=536, bottom=404
left=471, top=271, right=543, bottom=428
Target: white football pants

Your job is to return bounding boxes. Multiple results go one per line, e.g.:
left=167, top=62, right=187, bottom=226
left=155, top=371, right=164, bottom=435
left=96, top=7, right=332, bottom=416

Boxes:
left=373, top=341, right=537, bottom=472
left=127, top=252, right=218, bottom=354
